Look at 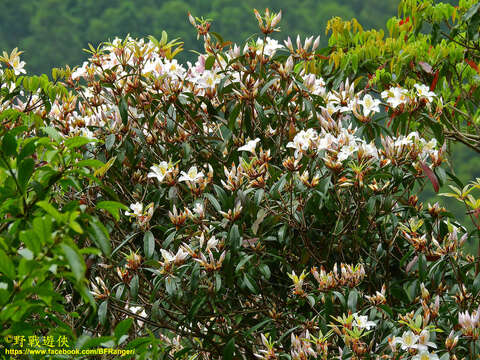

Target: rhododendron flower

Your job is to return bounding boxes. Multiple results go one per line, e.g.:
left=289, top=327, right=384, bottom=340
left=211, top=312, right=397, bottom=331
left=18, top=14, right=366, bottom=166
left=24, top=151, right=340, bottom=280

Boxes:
left=238, top=138, right=261, bottom=154
left=196, top=69, right=222, bottom=89
left=358, top=94, right=381, bottom=117
left=394, top=331, right=420, bottom=350
left=192, top=202, right=205, bottom=218
left=414, top=83, right=436, bottom=102
left=412, top=351, right=439, bottom=360
left=179, top=166, right=204, bottom=182
left=381, top=86, right=409, bottom=108
left=128, top=305, right=148, bottom=327
left=125, top=202, right=144, bottom=217
left=458, top=305, right=480, bottom=333
left=303, top=74, right=326, bottom=96
left=255, top=37, right=284, bottom=57
left=71, top=61, right=89, bottom=80
left=164, top=59, right=186, bottom=78
left=148, top=161, right=174, bottom=182
left=160, top=248, right=189, bottom=266
left=417, top=329, right=437, bottom=351
left=337, top=143, right=358, bottom=162
left=352, top=314, right=376, bottom=330
left=287, top=129, right=318, bottom=157
left=2, top=48, right=26, bottom=75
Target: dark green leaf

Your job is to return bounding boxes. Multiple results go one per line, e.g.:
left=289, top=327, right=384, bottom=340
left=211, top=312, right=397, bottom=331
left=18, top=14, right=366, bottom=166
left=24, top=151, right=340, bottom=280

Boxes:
left=105, top=134, right=116, bottom=151
left=1, top=133, right=17, bottom=157
left=88, top=219, right=112, bottom=257
left=205, top=55, right=215, bottom=70
left=97, top=201, right=128, bottom=221
left=61, top=244, right=85, bottom=282
left=119, top=97, right=129, bottom=126
left=64, top=136, right=95, bottom=149
left=114, top=318, right=133, bottom=339
left=98, top=300, right=108, bottom=326
left=143, top=231, right=155, bottom=258
left=223, top=338, right=235, bottom=360
left=0, top=249, right=15, bottom=279
left=18, top=158, right=34, bottom=192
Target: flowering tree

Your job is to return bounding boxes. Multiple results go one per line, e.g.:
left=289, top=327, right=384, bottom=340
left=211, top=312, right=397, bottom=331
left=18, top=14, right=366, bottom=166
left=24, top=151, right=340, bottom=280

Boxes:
left=1, top=1, right=480, bottom=359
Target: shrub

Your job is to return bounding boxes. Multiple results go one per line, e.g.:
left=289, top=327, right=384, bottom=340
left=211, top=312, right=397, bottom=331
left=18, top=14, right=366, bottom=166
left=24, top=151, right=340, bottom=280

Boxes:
left=1, top=2, right=480, bottom=359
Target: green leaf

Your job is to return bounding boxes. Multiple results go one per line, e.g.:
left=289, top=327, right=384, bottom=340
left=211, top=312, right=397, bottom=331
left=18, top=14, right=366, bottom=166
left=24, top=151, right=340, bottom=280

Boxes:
left=88, top=219, right=111, bottom=257
left=37, top=201, right=65, bottom=223
left=229, top=224, right=241, bottom=251
left=64, top=136, right=96, bottom=149
left=98, top=300, right=108, bottom=326
left=18, top=158, right=34, bottom=192
left=143, top=231, right=155, bottom=259
left=42, top=127, right=62, bottom=142
left=61, top=244, right=85, bottom=282
left=205, top=193, right=221, bottom=212
left=243, top=273, right=258, bottom=294
left=97, top=201, right=128, bottom=221
left=0, top=249, right=15, bottom=280
left=114, top=318, right=133, bottom=339
left=119, top=97, right=129, bottom=126
left=75, top=159, right=104, bottom=169
left=205, top=55, right=216, bottom=70
left=223, top=338, right=235, bottom=360
left=130, top=275, right=139, bottom=300
left=17, top=139, right=37, bottom=163
left=258, top=264, right=271, bottom=279
left=235, top=255, right=253, bottom=274
left=20, top=230, right=41, bottom=255
left=105, top=134, right=116, bottom=151
left=94, top=156, right=116, bottom=178
left=33, top=216, right=52, bottom=245
left=1, top=133, right=17, bottom=157
left=245, top=318, right=273, bottom=338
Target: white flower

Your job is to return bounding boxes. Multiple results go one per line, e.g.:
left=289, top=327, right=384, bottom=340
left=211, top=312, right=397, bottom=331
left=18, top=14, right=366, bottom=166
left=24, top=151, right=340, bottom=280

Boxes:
left=164, top=59, right=186, bottom=79
left=303, top=74, right=326, bottom=96
left=128, top=305, right=147, bottom=327
left=206, top=236, right=219, bottom=252
left=6, top=50, right=27, bottom=76
left=193, top=203, right=205, bottom=218
left=179, top=166, right=204, bottom=183
left=358, top=141, right=379, bottom=159
left=358, top=94, right=381, bottom=117
left=414, top=83, right=436, bottom=103
left=196, top=69, right=222, bottom=89
left=412, top=351, right=439, bottom=360
left=148, top=161, right=173, bottom=182
left=324, top=102, right=340, bottom=116
left=317, top=133, right=335, bottom=152
left=381, top=86, right=409, bottom=108
left=337, top=143, right=358, bottom=162
left=125, top=202, right=143, bottom=217
left=287, top=129, right=318, bottom=157
left=417, top=329, right=437, bottom=351
left=72, top=61, right=89, bottom=80
left=160, top=249, right=174, bottom=265
left=256, top=37, right=284, bottom=57
left=352, top=314, right=376, bottom=330
left=238, top=138, right=261, bottom=154
left=394, top=331, right=420, bottom=350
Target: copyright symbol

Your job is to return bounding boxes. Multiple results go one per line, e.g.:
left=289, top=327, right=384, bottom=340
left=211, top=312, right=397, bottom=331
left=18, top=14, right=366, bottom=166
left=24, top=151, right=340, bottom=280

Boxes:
left=4, top=335, right=12, bottom=343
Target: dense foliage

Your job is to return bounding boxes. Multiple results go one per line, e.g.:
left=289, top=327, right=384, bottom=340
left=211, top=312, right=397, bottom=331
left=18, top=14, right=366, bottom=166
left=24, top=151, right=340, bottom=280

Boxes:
left=0, top=0, right=400, bottom=75
left=0, top=0, right=480, bottom=359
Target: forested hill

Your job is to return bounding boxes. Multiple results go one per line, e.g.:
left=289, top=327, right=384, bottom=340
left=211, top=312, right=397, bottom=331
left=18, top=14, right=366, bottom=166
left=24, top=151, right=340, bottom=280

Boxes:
left=0, top=0, right=398, bottom=75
